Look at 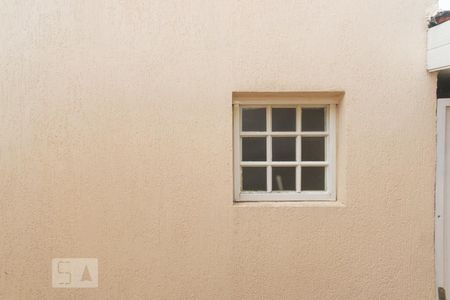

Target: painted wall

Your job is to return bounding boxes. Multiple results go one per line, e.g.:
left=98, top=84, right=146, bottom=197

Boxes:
left=0, top=0, right=437, bottom=299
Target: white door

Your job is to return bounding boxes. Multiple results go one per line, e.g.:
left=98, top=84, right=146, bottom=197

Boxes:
left=436, top=99, right=450, bottom=300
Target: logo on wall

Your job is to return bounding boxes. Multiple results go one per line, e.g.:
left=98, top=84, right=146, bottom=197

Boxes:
left=52, top=258, right=98, bottom=288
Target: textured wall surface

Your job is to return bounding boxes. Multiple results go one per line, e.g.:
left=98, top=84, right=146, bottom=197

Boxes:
left=0, top=1, right=437, bottom=299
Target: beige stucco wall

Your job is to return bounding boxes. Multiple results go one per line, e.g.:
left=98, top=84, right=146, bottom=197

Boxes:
left=0, top=1, right=437, bottom=299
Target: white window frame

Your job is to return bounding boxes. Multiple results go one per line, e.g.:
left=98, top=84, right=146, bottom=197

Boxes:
left=435, top=98, right=450, bottom=299
left=233, top=92, right=338, bottom=202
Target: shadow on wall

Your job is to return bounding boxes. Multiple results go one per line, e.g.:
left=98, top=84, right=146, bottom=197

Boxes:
left=438, top=70, right=450, bottom=98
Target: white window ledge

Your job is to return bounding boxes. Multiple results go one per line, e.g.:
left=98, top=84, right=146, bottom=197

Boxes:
left=233, top=200, right=345, bottom=208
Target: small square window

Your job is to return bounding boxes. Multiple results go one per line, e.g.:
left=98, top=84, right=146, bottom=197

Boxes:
left=242, top=137, right=266, bottom=161
left=272, top=167, right=296, bottom=191
left=233, top=92, right=338, bottom=202
left=302, top=108, right=325, bottom=131
left=301, top=167, right=325, bottom=191
left=272, top=137, right=296, bottom=161
left=301, top=137, right=325, bottom=161
left=242, top=167, right=267, bottom=191
left=272, top=108, right=296, bottom=131
left=242, top=108, right=266, bottom=131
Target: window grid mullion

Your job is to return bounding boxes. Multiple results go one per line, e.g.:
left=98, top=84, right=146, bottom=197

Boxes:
left=328, top=104, right=336, bottom=199
left=324, top=106, right=328, bottom=191
left=325, top=105, right=330, bottom=192
left=300, top=131, right=328, bottom=137
left=240, top=161, right=327, bottom=167
left=296, top=105, right=301, bottom=193
left=267, top=106, right=272, bottom=192
left=234, top=104, right=241, bottom=200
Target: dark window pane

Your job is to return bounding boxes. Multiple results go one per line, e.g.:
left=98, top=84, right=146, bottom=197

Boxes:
left=301, top=167, right=325, bottom=191
left=242, top=108, right=266, bottom=131
left=272, top=137, right=296, bottom=161
left=301, top=137, right=325, bottom=161
left=272, top=167, right=296, bottom=191
left=302, top=108, right=325, bottom=131
left=242, top=167, right=267, bottom=191
left=272, top=108, right=296, bottom=131
left=242, top=137, right=266, bottom=161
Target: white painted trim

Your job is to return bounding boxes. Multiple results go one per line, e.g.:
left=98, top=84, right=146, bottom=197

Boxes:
left=428, top=45, right=450, bottom=72
left=267, top=106, right=272, bottom=192
left=239, top=191, right=334, bottom=202
left=296, top=105, right=302, bottom=193
left=233, top=99, right=340, bottom=105
left=436, top=98, right=450, bottom=299
left=233, top=100, right=338, bottom=202
left=328, top=104, right=337, bottom=200
left=240, top=161, right=329, bottom=167
left=239, top=131, right=329, bottom=137
left=427, top=22, right=450, bottom=72
left=233, top=200, right=345, bottom=208
left=233, top=104, right=241, bottom=201
left=428, top=21, right=450, bottom=50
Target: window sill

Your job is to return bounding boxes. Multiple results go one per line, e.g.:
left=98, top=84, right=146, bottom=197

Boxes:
left=233, top=201, right=344, bottom=208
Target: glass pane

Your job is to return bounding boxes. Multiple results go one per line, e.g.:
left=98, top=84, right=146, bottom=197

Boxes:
left=272, top=108, right=296, bottom=131
left=242, top=167, right=267, bottom=191
left=301, top=167, right=325, bottom=191
left=301, top=137, right=325, bottom=161
left=272, top=137, right=296, bottom=161
left=242, top=137, right=266, bottom=161
left=302, top=108, right=325, bottom=131
left=242, top=108, right=266, bottom=131
left=272, top=167, right=296, bottom=191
